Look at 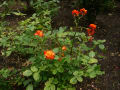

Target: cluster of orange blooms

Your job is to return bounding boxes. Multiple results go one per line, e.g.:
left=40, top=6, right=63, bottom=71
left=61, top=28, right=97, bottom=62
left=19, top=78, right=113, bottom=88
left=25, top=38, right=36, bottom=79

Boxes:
left=34, top=8, right=96, bottom=60
left=44, top=46, right=67, bottom=60
left=34, top=30, right=67, bottom=60
left=34, top=30, right=44, bottom=37
left=87, top=24, right=97, bottom=41
left=44, top=50, right=55, bottom=60
left=72, top=8, right=97, bottom=42
left=72, top=8, right=87, bottom=16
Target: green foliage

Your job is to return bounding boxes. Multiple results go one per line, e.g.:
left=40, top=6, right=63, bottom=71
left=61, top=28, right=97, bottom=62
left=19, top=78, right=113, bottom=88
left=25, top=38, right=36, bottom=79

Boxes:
left=23, top=70, right=33, bottom=77
left=33, top=0, right=59, bottom=16
left=0, top=0, right=16, bottom=19
left=0, top=79, right=12, bottom=90
left=26, top=84, right=33, bottom=90
left=0, top=0, right=106, bottom=90
left=0, top=68, right=17, bottom=90
left=0, top=68, right=11, bottom=78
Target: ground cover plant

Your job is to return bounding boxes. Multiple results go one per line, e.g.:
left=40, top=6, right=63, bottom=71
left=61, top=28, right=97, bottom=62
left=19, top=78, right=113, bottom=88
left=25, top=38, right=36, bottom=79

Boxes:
left=0, top=0, right=108, bottom=90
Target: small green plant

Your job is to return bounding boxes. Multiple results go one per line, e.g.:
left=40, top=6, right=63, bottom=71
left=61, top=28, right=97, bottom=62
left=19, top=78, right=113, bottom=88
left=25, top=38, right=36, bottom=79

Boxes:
left=0, top=68, right=16, bottom=90
left=0, top=0, right=17, bottom=19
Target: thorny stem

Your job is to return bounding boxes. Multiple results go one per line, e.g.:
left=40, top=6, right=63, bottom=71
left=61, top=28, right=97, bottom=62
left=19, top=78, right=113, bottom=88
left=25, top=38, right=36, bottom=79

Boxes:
left=70, top=15, right=84, bottom=56
left=70, top=17, right=78, bottom=55
left=55, top=34, right=62, bottom=47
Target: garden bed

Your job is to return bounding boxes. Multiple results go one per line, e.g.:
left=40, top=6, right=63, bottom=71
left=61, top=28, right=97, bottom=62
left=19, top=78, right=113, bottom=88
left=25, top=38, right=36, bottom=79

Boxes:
left=0, top=0, right=120, bottom=90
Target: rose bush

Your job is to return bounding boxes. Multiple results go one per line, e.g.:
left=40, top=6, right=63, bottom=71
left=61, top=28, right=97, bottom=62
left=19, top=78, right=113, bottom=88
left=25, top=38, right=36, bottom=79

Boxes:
left=0, top=1, right=105, bottom=90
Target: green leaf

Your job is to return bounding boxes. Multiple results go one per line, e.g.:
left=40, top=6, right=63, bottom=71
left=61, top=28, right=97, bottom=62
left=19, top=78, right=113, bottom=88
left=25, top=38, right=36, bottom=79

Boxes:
left=89, top=51, right=95, bottom=58
left=31, top=66, right=38, bottom=72
left=45, top=31, right=51, bottom=36
left=77, top=77, right=83, bottom=82
left=57, top=88, right=61, bottom=90
left=33, top=72, right=40, bottom=81
left=67, top=87, right=76, bottom=90
left=58, top=27, right=65, bottom=33
left=52, top=70, right=57, bottom=75
left=6, top=50, right=12, bottom=56
left=26, top=84, right=33, bottom=90
left=99, top=44, right=105, bottom=50
left=29, top=57, right=36, bottom=62
left=58, top=67, right=64, bottom=73
left=89, top=58, right=98, bottom=64
left=44, top=86, right=50, bottom=90
left=50, top=84, right=55, bottom=90
left=73, top=71, right=78, bottom=76
left=73, top=71, right=83, bottom=76
left=23, top=79, right=32, bottom=86
left=45, top=81, right=51, bottom=86
left=89, top=72, right=96, bottom=78
left=98, top=40, right=106, bottom=43
left=70, top=77, right=77, bottom=84
left=53, top=78, right=58, bottom=84
left=54, top=55, right=59, bottom=60
left=78, top=71, right=84, bottom=76
left=23, top=70, right=32, bottom=77
left=53, top=48, right=59, bottom=53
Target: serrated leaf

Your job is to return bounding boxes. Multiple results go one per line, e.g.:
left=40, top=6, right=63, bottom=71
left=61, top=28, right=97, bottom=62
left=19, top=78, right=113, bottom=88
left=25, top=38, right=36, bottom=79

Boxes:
left=73, top=71, right=78, bottom=76
left=53, top=78, right=58, bottom=84
left=23, top=79, right=32, bottom=86
left=58, top=27, right=65, bottom=33
left=89, top=51, right=95, bottom=58
left=29, top=57, right=36, bottom=62
left=31, top=66, right=38, bottom=72
left=58, top=67, right=64, bottom=73
left=98, top=40, right=106, bottom=43
left=89, top=58, right=98, bottom=64
left=50, top=84, right=55, bottom=90
left=45, top=31, right=51, bottom=36
left=79, top=71, right=84, bottom=75
left=99, top=44, right=105, bottom=50
left=53, top=48, right=59, bottom=53
left=54, top=55, right=59, bottom=60
left=12, top=12, right=26, bottom=16
left=77, top=77, right=83, bottom=82
left=89, top=72, right=96, bottom=78
left=23, top=70, right=32, bottom=77
left=6, top=50, right=12, bottom=56
left=70, top=77, right=77, bottom=84
left=44, top=86, right=50, bottom=90
left=26, top=84, right=33, bottom=90
left=45, top=81, right=51, bottom=86
left=52, top=70, right=57, bottom=75
left=67, top=87, right=76, bottom=90
left=33, top=72, right=40, bottom=81
left=57, top=88, right=61, bottom=90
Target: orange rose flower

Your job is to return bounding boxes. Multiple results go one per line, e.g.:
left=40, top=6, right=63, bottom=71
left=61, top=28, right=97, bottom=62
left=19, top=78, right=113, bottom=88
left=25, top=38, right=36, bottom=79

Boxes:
left=89, top=24, right=96, bottom=30
left=72, top=10, right=79, bottom=16
left=87, top=28, right=95, bottom=36
left=34, top=30, right=44, bottom=37
left=80, top=8, right=87, bottom=16
left=62, top=46, right=67, bottom=51
left=44, top=50, right=55, bottom=60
